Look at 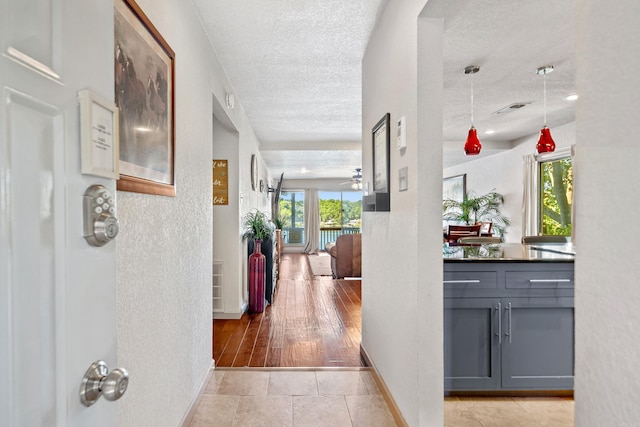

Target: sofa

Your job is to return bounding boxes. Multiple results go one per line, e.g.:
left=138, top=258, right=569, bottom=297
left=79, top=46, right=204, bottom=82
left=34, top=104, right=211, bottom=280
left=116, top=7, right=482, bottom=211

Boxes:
left=324, top=233, right=362, bottom=279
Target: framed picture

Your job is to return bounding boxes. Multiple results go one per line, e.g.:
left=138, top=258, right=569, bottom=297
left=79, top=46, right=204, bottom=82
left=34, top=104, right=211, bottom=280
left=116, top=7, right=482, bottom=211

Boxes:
left=372, top=113, right=390, bottom=192
left=212, top=159, right=228, bottom=205
left=250, top=154, right=258, bottom=191
left=443, top=173, right=466, bottom=203
left=79, top=90, right=119, bottom=179
left=115, top=0, right=175, bottom=196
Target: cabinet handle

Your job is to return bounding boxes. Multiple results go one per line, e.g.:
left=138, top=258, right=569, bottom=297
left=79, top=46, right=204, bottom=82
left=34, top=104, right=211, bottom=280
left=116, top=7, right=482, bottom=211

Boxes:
left=443, top=280, right=481, bottom=284
left=496, top=302, right=502, bottom=344
left=528, top=279, right=571, bottom=283
left=506, top=302, right=512, bottom=343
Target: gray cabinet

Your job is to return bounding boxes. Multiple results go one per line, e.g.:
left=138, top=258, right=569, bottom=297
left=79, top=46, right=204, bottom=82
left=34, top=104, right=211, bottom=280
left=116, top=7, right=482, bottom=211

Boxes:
left=501, top=297, right=574, bottom=389
left=444, top=297, right=500, bottom=390
left=444, top=262, right=574, bottom=392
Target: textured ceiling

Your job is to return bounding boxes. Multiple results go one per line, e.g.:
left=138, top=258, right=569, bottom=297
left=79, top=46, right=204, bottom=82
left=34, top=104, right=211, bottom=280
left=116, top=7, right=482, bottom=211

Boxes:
left=191, top=0, right=575, bottom=178
left=191, top=0, right=387, bottom=179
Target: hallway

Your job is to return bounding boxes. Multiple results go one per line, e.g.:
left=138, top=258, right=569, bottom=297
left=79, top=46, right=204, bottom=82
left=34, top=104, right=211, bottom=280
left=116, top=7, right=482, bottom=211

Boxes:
left=213, top=253, right=363, bottom=367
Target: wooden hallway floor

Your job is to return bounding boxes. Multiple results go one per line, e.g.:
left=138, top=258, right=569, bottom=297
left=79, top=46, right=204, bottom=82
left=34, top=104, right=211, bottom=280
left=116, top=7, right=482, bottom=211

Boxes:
left=213, top=253, right=364, bottom=368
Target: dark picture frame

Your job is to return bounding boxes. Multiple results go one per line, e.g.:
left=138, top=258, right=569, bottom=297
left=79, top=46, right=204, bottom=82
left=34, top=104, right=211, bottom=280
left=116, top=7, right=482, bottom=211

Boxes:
left=372, top=113, right=390, bottom=193
left=115, top=0, right=175, bottom=196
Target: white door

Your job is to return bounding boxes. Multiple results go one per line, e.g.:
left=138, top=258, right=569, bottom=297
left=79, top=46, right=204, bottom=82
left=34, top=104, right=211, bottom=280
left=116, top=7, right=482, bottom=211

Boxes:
left=1, top=1, right=120, bottom=426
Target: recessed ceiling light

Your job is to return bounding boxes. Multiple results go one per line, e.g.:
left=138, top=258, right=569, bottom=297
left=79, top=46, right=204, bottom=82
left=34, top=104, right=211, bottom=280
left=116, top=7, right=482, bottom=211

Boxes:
left=566, top=94, right=579, bottom=101
left=300, top=168, right=309, bottom=174
left=485, top=130, right=496, bottom=135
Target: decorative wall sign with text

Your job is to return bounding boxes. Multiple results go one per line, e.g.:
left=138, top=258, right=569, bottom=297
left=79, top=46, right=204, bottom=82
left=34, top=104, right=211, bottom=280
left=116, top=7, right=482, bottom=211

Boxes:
left=213, top=160, right=229, bottom=205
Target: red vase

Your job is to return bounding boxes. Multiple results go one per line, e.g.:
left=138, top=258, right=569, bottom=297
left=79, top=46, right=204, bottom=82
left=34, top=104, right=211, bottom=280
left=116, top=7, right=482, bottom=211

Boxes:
left=248, top=239, right=266, bottom=313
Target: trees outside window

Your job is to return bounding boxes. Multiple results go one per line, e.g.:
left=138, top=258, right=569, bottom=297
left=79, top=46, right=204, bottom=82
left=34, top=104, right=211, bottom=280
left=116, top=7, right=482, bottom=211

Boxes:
left=540, top=157, right=572, bottom=236
left=319, top=191, right=362, bottom=229
left=278, top=191, right=305, bottom=244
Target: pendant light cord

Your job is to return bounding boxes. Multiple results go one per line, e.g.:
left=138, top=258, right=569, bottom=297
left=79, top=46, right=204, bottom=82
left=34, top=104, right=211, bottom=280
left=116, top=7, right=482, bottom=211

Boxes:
left=470, top=73, right=475, bottom=127
left=543, top=71, right=547, bottom=126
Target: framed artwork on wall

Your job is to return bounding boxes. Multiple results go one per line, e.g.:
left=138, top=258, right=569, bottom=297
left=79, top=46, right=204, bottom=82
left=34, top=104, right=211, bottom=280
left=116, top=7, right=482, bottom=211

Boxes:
left=372, top=113, right=390, bottom=193
left=443, top=173, right=466, bottom=203
left=115, top=0, right=176, bottom=196
left=212, top=159, right=228, bottom=205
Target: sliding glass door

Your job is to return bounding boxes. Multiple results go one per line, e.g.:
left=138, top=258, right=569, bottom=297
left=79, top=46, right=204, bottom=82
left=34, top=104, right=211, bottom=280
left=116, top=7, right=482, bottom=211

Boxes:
left=279, top=191, right=305, bottom=245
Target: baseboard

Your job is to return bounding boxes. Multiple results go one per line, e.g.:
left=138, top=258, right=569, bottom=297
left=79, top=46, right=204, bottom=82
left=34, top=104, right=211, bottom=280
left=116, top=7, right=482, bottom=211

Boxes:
left=212, top=309, right=244, bottom=320
left=360, top=344, right=408, bottom=427
left=179, top=360, right=215, bottom=427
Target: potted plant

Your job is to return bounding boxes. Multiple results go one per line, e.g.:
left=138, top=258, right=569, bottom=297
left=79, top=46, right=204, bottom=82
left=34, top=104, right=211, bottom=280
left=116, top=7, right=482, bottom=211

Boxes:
left=242, top=209, right=274, bottom=242
left=443, top=189, right=511, bottom=237
left=273, top=216, right=285, bottom=231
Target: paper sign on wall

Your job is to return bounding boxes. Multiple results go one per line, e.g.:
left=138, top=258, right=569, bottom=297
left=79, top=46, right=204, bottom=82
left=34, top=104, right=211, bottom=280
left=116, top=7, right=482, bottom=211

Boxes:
left=213, top=160, right=228, bottom=205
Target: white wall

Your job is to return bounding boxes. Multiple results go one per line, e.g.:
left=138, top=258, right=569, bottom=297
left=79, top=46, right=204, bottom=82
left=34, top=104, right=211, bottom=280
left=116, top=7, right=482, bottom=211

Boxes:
left=574, top=0, right=640, bottom=425
left=212, top=115, right=243, bottom=317
left=361, top=1, right=443, bottom=425
left=115, top=1, right=268, bottom=425
left=212, top=110, right=272, bottom=319
left=443, top=122, right=575, bottom=243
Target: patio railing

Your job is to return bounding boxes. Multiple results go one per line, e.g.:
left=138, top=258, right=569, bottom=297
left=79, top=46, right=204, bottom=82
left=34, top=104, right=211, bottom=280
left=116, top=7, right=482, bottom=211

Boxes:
left=280, top=226, right=361, bottom=250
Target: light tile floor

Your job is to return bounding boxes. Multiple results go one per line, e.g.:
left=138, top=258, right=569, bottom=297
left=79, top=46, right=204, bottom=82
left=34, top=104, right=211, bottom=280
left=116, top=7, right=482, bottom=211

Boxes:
left=188, top=369, right=575, bottom=427
left=189, top=368, right=398, bottom=427
left=445, top=396, right=574, bottom=427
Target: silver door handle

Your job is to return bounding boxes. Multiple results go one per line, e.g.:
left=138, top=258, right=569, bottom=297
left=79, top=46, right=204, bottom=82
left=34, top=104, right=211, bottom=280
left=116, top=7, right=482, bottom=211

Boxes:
left=528, top=279, right=571, bottom=283
left=506, top=302, right=512, bottom=343
left=496, top=302, right=502, bottom=344
left=80, top=360, right=129, bottom=407
left=443, top=280, right=481, bottom=284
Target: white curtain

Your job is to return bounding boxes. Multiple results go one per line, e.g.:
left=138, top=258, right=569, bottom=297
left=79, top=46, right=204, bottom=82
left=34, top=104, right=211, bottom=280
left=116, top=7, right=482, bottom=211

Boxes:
left=522, top=154, right=539, bottom=238
left=304, top=189, right=320, bottom=254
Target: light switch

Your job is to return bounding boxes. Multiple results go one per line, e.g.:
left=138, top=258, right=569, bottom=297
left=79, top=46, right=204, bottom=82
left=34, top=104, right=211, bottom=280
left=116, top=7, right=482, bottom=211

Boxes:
left=397, top=116, right=406, bottom=150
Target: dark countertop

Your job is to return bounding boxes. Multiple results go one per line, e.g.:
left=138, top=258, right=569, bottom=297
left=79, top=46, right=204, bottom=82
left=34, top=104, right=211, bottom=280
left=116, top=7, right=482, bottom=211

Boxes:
left=443, top=243, right=575, bottom=262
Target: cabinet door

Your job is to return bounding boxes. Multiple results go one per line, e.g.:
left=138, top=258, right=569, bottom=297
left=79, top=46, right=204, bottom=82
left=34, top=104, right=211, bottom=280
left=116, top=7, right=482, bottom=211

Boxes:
left=444, top=298, right=501, bottom=391
left=501, top=297, right=574, bottom=389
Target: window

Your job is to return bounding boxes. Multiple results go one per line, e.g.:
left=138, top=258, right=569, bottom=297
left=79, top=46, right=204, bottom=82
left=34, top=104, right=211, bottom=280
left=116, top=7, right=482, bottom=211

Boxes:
left=279, top=191, right=305, bottom=244
left=539, top=157, right=573, bottom=236
left=318, top=191, right=362, bottom=248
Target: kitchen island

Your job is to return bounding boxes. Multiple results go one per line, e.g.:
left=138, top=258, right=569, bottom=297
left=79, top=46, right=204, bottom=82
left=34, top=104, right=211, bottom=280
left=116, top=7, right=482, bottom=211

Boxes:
left=443, top=243, right=574, bottom=394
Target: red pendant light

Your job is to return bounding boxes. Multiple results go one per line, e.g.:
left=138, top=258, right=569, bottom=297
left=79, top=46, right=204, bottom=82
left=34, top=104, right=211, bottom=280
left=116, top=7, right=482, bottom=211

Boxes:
left=536, top=126, right=556, bottom=153
left=536, top=65, right=556, bottom=154
left=464, top=126, right=482, bottom=155
left=464, top=65, right=481, bottom=155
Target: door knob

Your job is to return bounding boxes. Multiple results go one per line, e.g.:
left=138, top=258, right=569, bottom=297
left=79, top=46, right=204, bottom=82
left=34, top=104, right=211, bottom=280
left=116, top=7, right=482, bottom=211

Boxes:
left=80, top=360, right=129, bottom=407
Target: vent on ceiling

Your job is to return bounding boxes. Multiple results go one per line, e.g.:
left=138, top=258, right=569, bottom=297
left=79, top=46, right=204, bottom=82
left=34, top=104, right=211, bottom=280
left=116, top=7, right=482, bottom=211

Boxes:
left=493, top=102, right=532, bottom=115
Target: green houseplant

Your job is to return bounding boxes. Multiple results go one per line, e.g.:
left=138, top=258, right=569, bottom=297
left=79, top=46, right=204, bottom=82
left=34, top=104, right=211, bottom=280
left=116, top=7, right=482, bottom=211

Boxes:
left=242, top=209, right=275, bottom=242
left=443, top=189, right=511, bottom=237
left=273, top=215, right=285, bottom=231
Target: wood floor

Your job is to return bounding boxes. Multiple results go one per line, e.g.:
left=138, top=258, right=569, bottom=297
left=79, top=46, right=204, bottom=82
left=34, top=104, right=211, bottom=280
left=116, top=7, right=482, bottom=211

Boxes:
left=213, top=253, right=364, bottom=367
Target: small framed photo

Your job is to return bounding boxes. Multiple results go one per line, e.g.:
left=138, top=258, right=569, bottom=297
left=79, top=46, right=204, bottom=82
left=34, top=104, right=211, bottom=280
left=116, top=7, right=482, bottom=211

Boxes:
left=372, top=113, right=390, bottom=193
left=79, top=90, right=119, bottom=179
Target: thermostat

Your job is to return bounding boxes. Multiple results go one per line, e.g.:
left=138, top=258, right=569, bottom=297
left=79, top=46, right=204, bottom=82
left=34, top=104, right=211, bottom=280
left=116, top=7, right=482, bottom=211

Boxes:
left=397, top=116, right=406, bottom=150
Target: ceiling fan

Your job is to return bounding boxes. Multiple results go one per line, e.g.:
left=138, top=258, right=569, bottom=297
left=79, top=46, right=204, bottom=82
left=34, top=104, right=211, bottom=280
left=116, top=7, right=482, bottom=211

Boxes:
left=340, top=168, right=363, bottom=190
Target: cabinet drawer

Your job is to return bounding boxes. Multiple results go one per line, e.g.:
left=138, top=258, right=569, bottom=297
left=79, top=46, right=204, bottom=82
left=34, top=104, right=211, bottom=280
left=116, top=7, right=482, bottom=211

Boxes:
left=505, top=270, right=574, bottom=289
left=443, top=271, right=497, bottom=290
